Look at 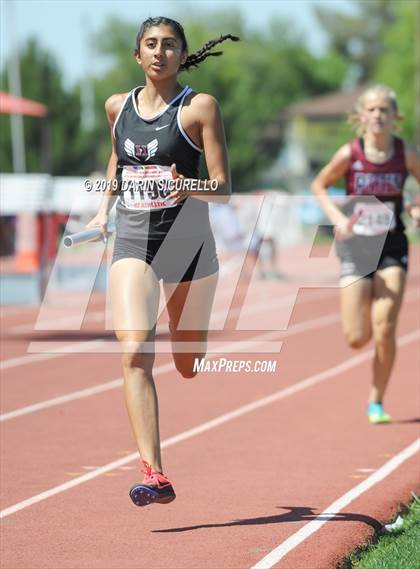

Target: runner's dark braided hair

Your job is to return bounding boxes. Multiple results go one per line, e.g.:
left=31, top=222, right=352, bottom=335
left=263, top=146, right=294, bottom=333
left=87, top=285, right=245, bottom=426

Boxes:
left=135, top=17, right=240, bottom=72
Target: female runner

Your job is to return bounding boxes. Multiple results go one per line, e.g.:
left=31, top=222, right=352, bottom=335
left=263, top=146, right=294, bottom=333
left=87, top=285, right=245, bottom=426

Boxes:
left=311, top=84, right=420, bottom=424
left=87, top=17, right=238, bottom=505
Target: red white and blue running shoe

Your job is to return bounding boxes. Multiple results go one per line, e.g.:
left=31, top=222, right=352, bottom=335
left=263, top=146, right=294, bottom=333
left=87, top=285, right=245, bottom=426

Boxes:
left=129, top=461, right=176, bottom=507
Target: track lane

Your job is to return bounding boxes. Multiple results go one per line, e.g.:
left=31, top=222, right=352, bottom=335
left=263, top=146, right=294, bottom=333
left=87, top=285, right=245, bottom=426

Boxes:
left=1, top=283, right=418, bottom=417
left=0, top=283, right=342, bottom=413
left=0, top=333, right=418, bottom=569
left=0, top=300, right=418, bottom=512
left=1, top=248, right=419, bottom=568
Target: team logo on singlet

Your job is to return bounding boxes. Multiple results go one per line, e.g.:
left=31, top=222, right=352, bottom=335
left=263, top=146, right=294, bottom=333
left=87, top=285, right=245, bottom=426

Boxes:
left=352, top=160, right=364, bottom=171
left=354, top=173, right=402, bottom=196
left=124, top=138, right=158, bottom=162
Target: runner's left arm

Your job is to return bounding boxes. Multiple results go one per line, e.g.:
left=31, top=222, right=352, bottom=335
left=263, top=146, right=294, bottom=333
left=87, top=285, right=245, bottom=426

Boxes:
left=170, top=94, right=231, bottom=204
left=404, top=144, right=420, bottom=226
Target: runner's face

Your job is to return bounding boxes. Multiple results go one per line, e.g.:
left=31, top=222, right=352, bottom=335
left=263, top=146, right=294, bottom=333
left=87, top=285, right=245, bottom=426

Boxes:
left=136, top=25, right=187, bottom=79
left=360, top=93, right=396, bottom=136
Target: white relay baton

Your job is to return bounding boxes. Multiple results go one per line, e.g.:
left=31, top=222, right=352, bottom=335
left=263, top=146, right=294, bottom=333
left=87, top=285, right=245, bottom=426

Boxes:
left=63, top=223, right=116, bottom=248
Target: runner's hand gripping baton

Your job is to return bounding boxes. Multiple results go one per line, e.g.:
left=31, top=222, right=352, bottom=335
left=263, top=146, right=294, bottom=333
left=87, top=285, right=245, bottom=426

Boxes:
left=63, top=223, right=116, bottom=248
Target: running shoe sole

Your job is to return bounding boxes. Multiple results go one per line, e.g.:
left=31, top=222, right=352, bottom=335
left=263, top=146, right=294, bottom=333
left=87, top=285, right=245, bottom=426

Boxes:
left=129, top=484, right=176, bottom=507
left=368, top=414, right=391, bottom=424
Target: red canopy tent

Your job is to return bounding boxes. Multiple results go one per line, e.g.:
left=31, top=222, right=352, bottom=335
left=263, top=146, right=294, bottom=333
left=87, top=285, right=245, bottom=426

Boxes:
left=0, top=91, right=48, bottom=116
left=0, top=91, right=50, bottom=274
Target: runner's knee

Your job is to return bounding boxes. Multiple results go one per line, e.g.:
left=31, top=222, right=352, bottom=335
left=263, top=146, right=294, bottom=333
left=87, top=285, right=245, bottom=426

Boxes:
left=345, top=331, right=370, bottom=350
left=174, top=353, right=205, bottom=378
left=117, top=336, right=154, bottom=370
left=373, top=320, right=395, bottom=346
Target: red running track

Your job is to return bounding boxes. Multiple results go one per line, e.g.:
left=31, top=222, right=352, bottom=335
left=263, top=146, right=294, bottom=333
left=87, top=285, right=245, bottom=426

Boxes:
left=0, top=247, right=419, bottom=569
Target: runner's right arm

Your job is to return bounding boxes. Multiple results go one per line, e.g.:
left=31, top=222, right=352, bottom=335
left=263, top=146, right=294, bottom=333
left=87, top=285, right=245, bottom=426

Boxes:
left=85, top=93, right=127, bottom=237
left=310, top=144, right=358, bottom=240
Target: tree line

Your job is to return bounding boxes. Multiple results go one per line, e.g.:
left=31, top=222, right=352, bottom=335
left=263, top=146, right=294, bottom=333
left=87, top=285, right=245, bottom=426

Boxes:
left=0, top=0, right=417, bottom=190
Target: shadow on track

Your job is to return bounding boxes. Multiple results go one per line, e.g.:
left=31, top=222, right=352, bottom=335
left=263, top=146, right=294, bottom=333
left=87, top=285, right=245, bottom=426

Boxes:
left=391, top=418, right=420, bottom=424
left=152, top=505, right=382, bottom=533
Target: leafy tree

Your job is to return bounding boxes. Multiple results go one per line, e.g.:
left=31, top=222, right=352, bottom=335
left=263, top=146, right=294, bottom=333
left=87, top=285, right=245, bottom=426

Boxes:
left=92, top=10, right=347, bottom=190
left=0, top=10, right=349, bottom=188
left=315, top=0, right=396, bottom=84
left=373, top=0, right=418, bottom=142
left=0, top=38, right=94, bottom=175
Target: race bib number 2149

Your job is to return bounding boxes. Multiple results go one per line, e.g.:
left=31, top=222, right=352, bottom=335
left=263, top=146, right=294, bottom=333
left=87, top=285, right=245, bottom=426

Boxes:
left=353, top=201, right=396, bottom=236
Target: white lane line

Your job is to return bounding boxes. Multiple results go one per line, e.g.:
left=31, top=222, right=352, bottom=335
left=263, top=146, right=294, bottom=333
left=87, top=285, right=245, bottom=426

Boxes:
left=0, top=311, right=341, bottom=422
left=3, top=267, right=254, bottom=334
left=0, top=362, right=171, bottom=423
left=2, top=286, right=418, bottom=369
left=251, top=438, right=420, bottom=569
left=0, top=340, right=109, bottom=371
left=0, top=294, right=105, bottom=324
left=0, top=305, right=38, bottom=317
left=0, top=291, right=326, bottom=362
left=7, top=310, right=107, bottom=334
left=1, top=329, right=418, bottom=519
left=1, top=299, right=272, bottom=367
left=0, top=287, right=337, bottom=368
left=1, top=313, right=418, bottom=423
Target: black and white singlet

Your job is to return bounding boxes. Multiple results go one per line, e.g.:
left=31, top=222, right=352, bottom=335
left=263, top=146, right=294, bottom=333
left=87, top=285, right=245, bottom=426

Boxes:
left=113, top=84, right=211, bottom=240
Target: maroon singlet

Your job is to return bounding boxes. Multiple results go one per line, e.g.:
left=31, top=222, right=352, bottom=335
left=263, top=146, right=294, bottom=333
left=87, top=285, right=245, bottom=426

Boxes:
left=343, top=137, right=408, bottom=235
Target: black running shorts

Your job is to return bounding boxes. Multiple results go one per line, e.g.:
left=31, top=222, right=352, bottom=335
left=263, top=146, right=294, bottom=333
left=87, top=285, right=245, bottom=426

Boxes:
left=335, top=231, right=408, bottom=280
left=111, top=232, right=219, bottom=283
